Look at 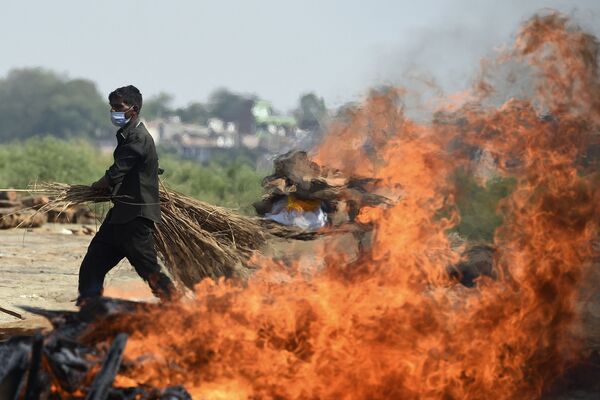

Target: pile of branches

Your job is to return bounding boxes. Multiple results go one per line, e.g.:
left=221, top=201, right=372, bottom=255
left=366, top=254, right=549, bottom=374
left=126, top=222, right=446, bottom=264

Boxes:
left=0, top=190, right=96, bottom=229
left=0, top=298, right=191, bottom=399
left=32, top=183, right=315, bottom=290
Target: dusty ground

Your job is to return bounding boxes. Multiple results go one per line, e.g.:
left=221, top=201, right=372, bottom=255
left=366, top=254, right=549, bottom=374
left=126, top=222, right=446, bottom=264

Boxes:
left=0, top=223, right=154, bottom=336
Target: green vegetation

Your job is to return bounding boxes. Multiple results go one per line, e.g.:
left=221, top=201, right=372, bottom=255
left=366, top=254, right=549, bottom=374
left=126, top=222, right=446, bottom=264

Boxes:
left=0, top=68, right=111, bottom=141
left=159, top=154, right=263, bottom=213
left=0, top=137, right=110, bottom=187
left=450, top=168, right=516, bottom=242
left=0, top=137, right=263, bottom=214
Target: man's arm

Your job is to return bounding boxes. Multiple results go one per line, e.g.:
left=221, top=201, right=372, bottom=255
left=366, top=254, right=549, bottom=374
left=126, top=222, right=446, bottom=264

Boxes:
left=93, top=138, right=144, bottom=190
left=91, top=175, right=111, bottom=191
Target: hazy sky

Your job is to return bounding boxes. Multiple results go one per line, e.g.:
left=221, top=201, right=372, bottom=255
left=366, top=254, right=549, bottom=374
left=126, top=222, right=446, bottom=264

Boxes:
left=1, top=1, right=598, bottom=111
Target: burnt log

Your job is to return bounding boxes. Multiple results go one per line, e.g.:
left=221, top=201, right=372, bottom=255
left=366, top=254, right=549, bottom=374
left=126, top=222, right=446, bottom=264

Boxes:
left=24, top=332, right=45, bottom=400
left=78, top=298, right=146, bottom=323
left=19, top=305, right=80, bottom=330
left=12, top=299, right=190, bottom=398
left=0, top=338, right=31, bottom=400
left=158, top=386, right=193, bottom=399
left=107, top=385, right=192, bottom=400
left=85, top=333, right=128, bottom=400
left=45, top=339, right=91, bottom=392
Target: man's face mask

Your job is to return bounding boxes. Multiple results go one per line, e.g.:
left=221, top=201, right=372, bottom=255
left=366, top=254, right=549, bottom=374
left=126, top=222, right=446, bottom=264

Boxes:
left=110, top=105, right=134, bottom=127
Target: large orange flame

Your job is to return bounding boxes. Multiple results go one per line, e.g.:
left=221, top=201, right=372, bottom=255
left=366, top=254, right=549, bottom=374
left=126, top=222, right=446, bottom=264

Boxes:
left=105, top=13, right=599, bottom=399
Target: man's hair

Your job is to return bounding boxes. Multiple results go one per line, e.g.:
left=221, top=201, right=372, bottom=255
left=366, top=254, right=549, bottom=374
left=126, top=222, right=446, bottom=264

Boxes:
left=109, top=85, right=143, bottom=112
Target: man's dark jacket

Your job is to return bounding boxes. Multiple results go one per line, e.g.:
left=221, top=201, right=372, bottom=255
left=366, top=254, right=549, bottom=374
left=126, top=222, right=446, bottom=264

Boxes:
left=104, top=117, right=161, bottom=224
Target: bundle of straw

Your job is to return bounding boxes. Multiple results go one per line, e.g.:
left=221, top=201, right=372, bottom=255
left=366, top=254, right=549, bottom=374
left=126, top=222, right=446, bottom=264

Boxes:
left=30, top=182, right=316, bottom=289
left=156, top=188, right=266, bottom=286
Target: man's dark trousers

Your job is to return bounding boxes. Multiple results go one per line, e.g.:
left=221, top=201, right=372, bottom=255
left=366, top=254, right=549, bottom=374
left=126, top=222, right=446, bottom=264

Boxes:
left=78, top=217, right=173, bottom=300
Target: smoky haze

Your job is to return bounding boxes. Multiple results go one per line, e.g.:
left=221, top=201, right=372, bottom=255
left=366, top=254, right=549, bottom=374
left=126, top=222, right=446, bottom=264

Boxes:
left=0, top=1, right=598, bottom=110
left=370, top=1, right=600, bottom=99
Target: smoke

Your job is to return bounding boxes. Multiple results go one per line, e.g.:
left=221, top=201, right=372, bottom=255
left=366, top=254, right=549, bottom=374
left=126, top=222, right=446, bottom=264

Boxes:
left=368, top=1, right=600, bottom=117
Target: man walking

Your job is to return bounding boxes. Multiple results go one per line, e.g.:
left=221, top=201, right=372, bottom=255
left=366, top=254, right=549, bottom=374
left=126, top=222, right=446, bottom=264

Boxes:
left=77, top=85, right=175, bottom=305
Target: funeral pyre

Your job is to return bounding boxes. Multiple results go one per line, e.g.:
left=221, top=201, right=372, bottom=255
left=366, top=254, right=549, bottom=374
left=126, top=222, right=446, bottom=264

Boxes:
left=2, top=11, right=600, bottom=400
left=254, top=150, right=391, bottom=230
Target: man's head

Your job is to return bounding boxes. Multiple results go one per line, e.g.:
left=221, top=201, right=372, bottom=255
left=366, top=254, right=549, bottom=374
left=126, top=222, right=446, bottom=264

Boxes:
left=109, top=85, right=143, bottom=126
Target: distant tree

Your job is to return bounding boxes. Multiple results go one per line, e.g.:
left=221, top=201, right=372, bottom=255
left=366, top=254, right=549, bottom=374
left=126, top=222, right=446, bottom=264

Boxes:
left=176, top=102, right=209, bottom=125
left=294, top=93, right=327, bottom=131
left=208, top=88, right=257, bottom=133
left=0, top=68, right=111, bottom=141
left=142, top=92, right=174, bottom=120
left=36, top=79, right=109, bottom=138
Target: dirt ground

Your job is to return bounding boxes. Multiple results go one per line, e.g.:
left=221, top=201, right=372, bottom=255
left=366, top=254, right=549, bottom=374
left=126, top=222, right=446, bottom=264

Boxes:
left=0, top=223, right=155, bottom=336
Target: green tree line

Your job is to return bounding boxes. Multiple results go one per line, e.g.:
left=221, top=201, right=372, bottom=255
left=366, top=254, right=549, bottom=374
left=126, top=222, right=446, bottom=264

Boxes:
left=0, top=137, right=263, bottom=213
left=0, top=69, right=111, bottom=141
left=0, top=67, right=327, bottom=141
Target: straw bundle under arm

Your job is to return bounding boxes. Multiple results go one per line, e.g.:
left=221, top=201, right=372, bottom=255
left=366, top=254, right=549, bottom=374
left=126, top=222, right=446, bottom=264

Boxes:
left=30, top=182, right=315, bottom=289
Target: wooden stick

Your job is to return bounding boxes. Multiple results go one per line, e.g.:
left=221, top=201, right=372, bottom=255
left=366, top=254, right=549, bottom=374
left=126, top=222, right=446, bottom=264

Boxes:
left=0, top=189, right=52, bottom=193
left=0, top=344, right=29, bottom=399
left=0, top=306, right=24, bottom=320
left=24, top=332, right=44, bottom=400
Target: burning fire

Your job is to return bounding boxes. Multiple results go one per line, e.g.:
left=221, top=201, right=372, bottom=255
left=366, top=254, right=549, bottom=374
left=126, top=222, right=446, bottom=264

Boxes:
left=104, top=13, right=599, bottom=399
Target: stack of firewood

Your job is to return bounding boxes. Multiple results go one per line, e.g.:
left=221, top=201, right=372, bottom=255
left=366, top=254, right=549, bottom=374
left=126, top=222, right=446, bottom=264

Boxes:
left=0, top=190, right=97, bottom=229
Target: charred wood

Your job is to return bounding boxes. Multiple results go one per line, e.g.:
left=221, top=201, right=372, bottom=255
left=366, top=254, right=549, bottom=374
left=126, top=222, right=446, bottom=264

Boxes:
left=2, top=299, right=191, bottom=399
left=85, top=333, right=128, bottom=400
left=24, top=332, right=45, bottom=400
left=0, top=337, right=31, bottom=400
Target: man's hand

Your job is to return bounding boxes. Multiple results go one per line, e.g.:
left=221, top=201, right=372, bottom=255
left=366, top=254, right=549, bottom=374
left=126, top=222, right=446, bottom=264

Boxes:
left=91, top=176, right=111, bottom=193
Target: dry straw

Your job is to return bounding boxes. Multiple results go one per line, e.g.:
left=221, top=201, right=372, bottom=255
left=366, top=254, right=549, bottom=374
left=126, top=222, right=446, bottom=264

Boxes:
left=28, top=182, right=316, bottom=289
